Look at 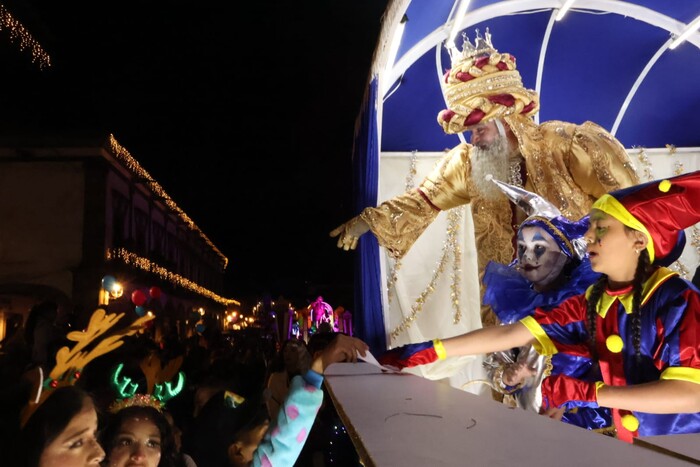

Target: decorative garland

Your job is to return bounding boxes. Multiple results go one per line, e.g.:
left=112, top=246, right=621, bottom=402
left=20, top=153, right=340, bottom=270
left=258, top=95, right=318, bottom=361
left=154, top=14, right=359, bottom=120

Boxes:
left=388, top=153, right=464, bottom=342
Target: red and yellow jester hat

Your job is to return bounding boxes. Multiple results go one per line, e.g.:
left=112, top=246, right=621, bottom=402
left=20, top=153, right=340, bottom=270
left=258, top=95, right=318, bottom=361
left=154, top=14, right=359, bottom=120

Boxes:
left=591, top=170, right=700, bottom=264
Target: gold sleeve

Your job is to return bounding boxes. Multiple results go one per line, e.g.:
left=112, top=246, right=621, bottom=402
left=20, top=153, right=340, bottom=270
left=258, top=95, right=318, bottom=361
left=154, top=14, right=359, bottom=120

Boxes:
left=418, top=143, right=477, bottom=210
left=359, top=189, right=440, bottom=259
left=567, top=121, right=640, bottom=199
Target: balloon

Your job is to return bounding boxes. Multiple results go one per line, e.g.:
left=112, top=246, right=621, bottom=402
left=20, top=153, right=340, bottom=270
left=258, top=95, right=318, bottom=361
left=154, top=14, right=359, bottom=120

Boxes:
left=101, top=275, right=117, bottom=291
left=134, top=305, right=146, bottom=317
left=149, top=286, right=162, bottom=299
left=195, top=322, right=206, bottom=334
left=131, top=289, right=147, bottom=306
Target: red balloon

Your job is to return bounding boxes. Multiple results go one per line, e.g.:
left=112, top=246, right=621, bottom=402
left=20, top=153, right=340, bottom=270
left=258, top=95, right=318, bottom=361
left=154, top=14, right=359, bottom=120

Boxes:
left=131, top=289, right=147, bottom=306
left=149, top=286, right=162, bottom=299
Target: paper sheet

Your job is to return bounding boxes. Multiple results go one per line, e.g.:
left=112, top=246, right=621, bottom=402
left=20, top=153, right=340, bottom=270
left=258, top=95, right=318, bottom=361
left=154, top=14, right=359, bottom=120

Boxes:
left=358, top=350, right=400, bottom=373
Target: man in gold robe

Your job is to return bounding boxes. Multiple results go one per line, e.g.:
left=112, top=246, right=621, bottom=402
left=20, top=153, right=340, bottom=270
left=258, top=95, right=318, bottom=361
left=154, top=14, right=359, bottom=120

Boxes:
left=330, top=30, right=639, bottom=328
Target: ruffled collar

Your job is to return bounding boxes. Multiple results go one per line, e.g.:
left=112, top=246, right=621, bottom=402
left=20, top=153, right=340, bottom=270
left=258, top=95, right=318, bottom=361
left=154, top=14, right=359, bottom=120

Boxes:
left=483, top=258, right=600, bottom=323
left=590, top=267, right=677, bottom=318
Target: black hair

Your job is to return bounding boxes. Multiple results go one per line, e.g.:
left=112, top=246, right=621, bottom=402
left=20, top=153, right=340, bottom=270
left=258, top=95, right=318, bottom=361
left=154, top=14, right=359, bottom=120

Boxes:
left=586, top=248, right=651, bottom=363
left=100, top=405, right=179, bottom=467
left=186, top=390, right=267, bottom=467
left=267, top=338, right=308, bottom=374
left=17, top=385, right=94, bottom=467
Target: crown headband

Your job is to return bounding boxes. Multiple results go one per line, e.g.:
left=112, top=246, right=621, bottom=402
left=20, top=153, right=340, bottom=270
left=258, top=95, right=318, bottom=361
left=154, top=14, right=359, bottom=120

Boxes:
left=20, top=309, right=154, bottom=427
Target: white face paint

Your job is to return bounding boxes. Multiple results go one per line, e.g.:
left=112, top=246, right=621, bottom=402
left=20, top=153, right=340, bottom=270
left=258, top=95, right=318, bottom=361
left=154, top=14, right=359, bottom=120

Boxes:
left=517, top=225, right=569, bottom=289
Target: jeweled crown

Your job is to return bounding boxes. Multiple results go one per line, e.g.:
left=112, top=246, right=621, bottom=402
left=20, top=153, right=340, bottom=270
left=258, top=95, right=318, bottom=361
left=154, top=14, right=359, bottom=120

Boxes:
left=455, top=28, right=496, bottom=64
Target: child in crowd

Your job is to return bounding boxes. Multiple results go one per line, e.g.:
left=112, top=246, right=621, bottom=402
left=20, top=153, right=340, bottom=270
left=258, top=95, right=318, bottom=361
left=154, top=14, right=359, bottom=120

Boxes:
left=188, top=333, right=367, bottom=466
left=100, top=405, right=183, bottom=467
left=381, top=171, right=700, bottom=443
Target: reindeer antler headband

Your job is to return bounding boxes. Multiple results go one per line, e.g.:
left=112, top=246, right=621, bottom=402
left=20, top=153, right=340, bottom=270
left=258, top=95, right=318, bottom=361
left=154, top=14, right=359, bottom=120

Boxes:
left=20, top=308, right=154, bottom=427
left=109, top=353, right=185, bottom=413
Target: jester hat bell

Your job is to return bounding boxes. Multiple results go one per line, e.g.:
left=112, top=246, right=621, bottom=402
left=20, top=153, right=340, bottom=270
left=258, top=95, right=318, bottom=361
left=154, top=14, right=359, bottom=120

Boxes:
left=592, top=170, right=700, bottom=264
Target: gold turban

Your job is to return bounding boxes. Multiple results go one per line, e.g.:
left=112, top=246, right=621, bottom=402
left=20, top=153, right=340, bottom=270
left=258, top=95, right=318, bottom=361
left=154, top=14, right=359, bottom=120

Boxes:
left=437, top=31, right=540, bottom=134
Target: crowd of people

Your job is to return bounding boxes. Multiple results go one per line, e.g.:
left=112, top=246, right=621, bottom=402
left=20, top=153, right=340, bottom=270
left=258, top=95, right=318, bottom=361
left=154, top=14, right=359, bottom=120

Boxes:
left=0, top=309, right=369, bottom=467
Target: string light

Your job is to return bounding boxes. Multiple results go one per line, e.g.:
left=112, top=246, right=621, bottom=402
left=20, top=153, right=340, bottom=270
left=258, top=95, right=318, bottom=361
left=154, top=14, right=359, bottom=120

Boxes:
left=0, top=4, right=51, bottom=69
left=106, top=247, right=239, bottom=306
left=108, top=135, right=228, bottom=268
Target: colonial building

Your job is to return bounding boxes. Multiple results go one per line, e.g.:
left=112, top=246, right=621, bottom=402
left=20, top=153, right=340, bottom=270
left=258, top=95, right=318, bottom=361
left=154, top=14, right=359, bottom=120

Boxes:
left=0, top=134, right=239, bottom=343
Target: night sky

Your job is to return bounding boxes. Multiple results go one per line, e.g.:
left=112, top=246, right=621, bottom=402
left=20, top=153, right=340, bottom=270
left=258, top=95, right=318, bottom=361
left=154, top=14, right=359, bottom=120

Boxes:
left=1, top=0, right=388, bottom=310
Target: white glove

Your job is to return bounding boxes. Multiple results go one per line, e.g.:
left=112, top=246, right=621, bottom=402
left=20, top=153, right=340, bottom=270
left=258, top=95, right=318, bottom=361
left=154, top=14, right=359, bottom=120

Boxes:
left=329, top=216, right=370, bottom=251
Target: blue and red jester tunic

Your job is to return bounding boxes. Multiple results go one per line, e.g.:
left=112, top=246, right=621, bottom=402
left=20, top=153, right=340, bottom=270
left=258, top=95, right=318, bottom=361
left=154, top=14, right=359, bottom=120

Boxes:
left=522, top=267, right=700, bottom=443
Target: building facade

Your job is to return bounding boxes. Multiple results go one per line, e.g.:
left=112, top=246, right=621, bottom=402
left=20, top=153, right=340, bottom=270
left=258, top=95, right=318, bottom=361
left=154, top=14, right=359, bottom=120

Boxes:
left=0, top=134, right=238, bottom=343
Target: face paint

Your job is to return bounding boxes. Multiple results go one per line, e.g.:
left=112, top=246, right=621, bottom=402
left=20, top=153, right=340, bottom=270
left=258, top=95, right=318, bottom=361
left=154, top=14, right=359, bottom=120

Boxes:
left=517, top=226, right=569, bottom=288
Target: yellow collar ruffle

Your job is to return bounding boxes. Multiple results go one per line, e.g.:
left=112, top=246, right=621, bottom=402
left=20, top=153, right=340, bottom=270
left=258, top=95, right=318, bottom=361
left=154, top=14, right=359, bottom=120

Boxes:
left=587, top=267, right=677, bottom=318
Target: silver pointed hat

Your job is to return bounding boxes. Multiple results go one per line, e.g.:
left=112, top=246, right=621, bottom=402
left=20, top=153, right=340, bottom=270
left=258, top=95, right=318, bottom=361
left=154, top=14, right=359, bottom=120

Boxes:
left=486, top=174, right=561, bottom=219
left=487, top=175, right=588, bottom=259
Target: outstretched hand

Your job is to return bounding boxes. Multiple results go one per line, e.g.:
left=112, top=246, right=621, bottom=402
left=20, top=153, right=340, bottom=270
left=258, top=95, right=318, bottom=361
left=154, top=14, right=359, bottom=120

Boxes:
left=502, top=362, right=536, bottom=386
left=329, top=216, right=370, bottom=251
left=311, top=334, right=369, bottom=374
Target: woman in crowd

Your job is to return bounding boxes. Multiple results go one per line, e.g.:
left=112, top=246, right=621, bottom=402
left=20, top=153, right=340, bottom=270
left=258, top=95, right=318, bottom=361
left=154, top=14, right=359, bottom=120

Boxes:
left=100, top=405, right=183, bottom=467
left=15, top=385, right=105, bottom=467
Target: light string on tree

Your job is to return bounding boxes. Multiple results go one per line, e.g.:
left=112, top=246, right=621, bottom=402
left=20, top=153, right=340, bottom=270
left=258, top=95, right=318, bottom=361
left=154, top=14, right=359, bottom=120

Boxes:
left=107, top=135, right=228, bottom=268
left=106, top=247, right=239, bottom=306
left=0, top=4, right=51, bottom=69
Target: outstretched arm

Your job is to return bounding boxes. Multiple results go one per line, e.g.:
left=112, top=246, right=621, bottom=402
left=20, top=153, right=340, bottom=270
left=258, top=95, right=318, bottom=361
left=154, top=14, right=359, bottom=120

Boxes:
left=599, top=379, right=700, bottom=414
left=380, top=322, right=535, bottom=371
left=442, top=322, right=534, bottom=357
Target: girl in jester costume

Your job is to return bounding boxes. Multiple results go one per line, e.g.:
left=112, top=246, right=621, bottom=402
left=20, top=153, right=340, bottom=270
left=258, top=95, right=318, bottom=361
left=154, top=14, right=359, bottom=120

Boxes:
left=380, top=171, right=700, bottom=443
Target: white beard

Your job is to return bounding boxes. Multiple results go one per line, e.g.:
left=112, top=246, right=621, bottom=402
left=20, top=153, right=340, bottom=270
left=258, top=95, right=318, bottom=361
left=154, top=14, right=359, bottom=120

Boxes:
left=471, top=136, right=512, bottom=200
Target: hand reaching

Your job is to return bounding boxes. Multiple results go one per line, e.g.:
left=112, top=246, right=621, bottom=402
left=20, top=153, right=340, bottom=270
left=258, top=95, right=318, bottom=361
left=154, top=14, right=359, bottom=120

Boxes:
left=502, top=362, right=536, bottom=386
left=329, top=216, right=370, bottom=251
left=311, top=334, right=369, bottom=374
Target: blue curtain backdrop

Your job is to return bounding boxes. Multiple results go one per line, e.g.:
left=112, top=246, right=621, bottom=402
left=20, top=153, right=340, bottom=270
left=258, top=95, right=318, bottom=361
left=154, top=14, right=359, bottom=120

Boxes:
left=352, top=77, right=386, bottom=355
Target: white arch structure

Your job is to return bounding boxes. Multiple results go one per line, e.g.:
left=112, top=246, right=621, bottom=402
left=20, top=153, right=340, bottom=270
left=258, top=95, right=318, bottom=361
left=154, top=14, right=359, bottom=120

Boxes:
left=380, top=0, right=700, bottom=136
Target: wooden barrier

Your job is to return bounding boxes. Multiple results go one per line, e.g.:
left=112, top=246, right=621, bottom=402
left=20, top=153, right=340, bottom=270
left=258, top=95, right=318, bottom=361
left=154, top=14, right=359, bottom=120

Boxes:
left=324, top=362, right=695, bottom=466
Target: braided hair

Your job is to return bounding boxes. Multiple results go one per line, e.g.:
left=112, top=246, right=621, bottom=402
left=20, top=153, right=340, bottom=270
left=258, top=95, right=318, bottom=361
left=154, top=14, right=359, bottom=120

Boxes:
left=585, top=240, right=652, bottom=363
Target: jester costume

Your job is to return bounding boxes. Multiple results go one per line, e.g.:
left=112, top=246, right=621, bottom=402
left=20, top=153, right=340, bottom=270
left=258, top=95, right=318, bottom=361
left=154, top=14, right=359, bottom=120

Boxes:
left=523, top=267, right=700, bottom=442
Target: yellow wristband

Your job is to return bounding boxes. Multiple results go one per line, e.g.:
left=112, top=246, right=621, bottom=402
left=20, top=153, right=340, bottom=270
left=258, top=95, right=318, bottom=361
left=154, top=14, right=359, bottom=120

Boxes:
left=433, top=339, right=447, bottom=360
left=594, top=381, right=606, bottom=398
